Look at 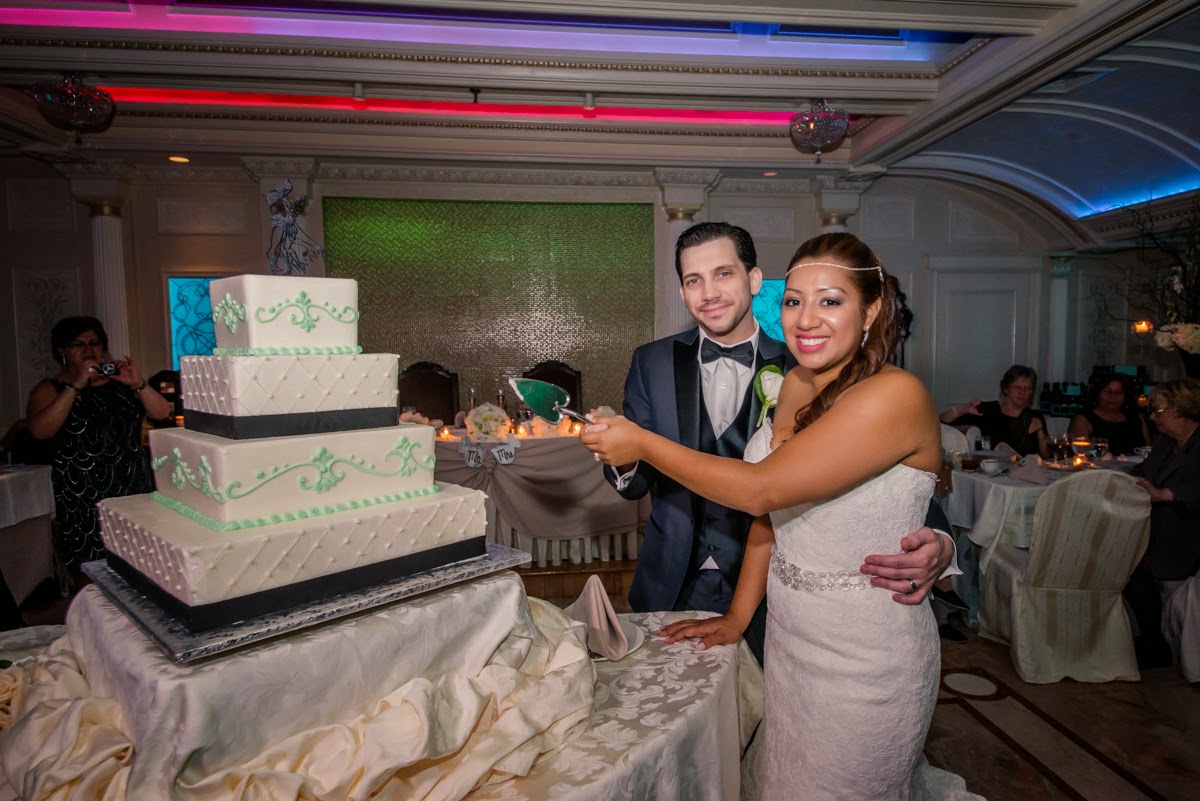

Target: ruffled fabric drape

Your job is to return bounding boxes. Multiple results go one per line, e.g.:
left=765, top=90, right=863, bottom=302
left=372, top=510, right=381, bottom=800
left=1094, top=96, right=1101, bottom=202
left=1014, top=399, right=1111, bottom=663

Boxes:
left=0, top=571, right=594, bottom=801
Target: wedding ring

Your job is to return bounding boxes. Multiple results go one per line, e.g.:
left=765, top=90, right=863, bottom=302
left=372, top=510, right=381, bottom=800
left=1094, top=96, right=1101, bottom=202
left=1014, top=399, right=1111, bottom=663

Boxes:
left=908, top=580, right=918, bottom=594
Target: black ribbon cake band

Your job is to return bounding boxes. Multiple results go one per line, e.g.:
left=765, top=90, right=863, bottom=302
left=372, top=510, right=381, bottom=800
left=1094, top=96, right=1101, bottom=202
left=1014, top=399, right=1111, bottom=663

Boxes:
left=106, top=536, right=488, bottom=632
left=185, top=406, right=399, bottom=439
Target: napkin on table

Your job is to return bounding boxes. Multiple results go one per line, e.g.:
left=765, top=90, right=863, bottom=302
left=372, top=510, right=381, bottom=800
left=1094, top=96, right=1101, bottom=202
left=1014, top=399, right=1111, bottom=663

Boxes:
left=1009, top=456, right=1050, bottom=485
left=563, top=575, right=629, bottom=660
left=994, top=442, right=1017, bottom=456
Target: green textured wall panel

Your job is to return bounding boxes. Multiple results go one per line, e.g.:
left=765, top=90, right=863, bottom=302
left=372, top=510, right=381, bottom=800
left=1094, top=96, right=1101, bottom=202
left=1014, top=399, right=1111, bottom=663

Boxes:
left=324, top=198, right=654, bottom=413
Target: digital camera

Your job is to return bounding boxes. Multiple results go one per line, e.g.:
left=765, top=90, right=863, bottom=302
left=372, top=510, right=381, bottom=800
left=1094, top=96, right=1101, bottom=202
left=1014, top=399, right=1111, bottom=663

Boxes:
left=98, top=362, right=119, bottom=376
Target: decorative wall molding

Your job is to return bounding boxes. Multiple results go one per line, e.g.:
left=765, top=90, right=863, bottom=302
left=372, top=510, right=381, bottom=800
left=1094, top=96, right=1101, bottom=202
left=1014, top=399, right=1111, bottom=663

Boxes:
left=653, top=169, right=724, bottom=188
left=716, top=179, right=816, bottom=195
left=135, top=166, right=251, bottom=183
left=6, top=178, right=76, bottom=232
left=157, top=198, right=247, bottom=235
left=53, top=161, right=134, bottom=180
left=242, top=158, right=318, bottom=180
left=317, top=164, right=658, bottom=187
left=948, top=200, right=1020, bottom=243
left=723, top=207, right=795, bottom=242
left=928, top=254, right=1044, bottom=272
left=862, top=197, right=915, bottom=240
left=12, top=266, right=79, bottom=404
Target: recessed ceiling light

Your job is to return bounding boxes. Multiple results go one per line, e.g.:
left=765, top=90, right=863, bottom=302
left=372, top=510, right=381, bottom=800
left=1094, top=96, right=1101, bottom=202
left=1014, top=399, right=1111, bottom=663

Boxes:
left=762, top=170, right=778, bottom=177
left=168, top=155, right=190, bottom=163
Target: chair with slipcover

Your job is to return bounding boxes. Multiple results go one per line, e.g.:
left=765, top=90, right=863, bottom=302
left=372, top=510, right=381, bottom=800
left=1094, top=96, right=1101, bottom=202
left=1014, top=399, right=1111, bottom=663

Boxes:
left=978, top=469, right=1150, bottom=683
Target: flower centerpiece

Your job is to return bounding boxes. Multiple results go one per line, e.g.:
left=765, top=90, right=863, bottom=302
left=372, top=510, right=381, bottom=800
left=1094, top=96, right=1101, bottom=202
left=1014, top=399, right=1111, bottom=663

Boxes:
left=464, top=403, right=511, bottom=442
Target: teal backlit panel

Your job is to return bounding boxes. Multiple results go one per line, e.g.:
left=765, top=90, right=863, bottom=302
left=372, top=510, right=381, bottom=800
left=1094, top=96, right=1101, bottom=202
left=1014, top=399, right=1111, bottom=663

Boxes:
left=168, top=276, right=216, bottom=370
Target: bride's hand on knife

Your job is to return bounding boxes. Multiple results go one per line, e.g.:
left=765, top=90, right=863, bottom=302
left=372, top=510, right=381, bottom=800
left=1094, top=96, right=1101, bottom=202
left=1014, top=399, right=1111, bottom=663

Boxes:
left=580, top=415, right=646, bottom=465
left=657, top=615, right=745, bottom=651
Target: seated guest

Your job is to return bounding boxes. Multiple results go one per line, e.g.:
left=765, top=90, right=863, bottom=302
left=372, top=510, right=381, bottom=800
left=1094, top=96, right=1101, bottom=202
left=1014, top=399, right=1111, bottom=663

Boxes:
left=1126, top=378, right=1200, bottom=668
left=1067, top=371, right=1150, bottom=456
left=940, top=364, right=1051, bottom=458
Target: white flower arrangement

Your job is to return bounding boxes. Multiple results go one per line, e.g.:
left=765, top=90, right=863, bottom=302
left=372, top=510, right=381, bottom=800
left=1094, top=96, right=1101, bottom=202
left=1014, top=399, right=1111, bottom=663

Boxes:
left=464, top=403, right=511, bottom=441
left=1154, top=322, right=1200, bottom=355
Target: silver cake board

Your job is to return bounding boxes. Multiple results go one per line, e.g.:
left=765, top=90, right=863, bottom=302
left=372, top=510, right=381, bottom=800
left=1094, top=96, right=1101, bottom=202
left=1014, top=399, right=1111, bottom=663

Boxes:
left=82, top=543, right=531, bottom=664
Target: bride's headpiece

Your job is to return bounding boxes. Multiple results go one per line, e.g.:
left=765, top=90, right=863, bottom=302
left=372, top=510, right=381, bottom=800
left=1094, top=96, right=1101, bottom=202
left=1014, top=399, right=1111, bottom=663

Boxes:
left=785, top=260, right=884, bottom=284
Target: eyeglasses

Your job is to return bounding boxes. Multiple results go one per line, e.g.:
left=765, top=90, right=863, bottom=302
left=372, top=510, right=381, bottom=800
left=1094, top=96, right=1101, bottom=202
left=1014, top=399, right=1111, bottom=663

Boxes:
left=1151, top=406, right=1172, bottom=415
left=64, top=339, right=102, bottom=349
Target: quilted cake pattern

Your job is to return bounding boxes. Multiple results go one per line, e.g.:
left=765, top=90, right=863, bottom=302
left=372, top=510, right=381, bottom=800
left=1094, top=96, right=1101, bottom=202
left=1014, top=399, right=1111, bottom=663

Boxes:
left=100, top=483, right=487, bottom=605
left=181, top=354, right=399, bottom=417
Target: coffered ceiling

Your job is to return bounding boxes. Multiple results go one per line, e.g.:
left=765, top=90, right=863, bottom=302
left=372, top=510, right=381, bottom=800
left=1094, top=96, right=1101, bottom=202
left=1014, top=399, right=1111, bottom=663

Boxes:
left=1, top=0, right=1198, bottom=246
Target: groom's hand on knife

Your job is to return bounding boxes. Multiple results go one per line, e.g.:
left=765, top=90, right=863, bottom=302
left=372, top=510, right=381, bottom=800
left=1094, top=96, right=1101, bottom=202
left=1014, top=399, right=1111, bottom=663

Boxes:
left=860, top=527, right=953, bottom=606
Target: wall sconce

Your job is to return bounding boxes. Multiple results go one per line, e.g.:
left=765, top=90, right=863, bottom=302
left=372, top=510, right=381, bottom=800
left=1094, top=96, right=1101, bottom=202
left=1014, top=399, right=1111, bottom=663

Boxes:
left=1131, top=320, right=1154, bottom=336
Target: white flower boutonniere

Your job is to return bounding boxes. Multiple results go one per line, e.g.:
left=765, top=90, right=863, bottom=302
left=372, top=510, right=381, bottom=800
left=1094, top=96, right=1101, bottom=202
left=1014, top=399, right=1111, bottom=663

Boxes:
left=754, top=365, right=784, bottom=428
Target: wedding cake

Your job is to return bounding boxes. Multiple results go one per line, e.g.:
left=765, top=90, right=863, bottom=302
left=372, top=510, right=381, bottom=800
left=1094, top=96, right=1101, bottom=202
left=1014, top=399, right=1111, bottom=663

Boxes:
left=99, top=274, right=487, bottom=630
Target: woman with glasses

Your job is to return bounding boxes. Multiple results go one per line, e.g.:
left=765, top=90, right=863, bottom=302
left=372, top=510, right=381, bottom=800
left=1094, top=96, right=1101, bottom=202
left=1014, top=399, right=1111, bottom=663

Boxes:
left=1066, top=371, right=1150, bottom=456
left=25, top=316, right=173, bottom=586
left=1126, top=378, right=1200, bottom=668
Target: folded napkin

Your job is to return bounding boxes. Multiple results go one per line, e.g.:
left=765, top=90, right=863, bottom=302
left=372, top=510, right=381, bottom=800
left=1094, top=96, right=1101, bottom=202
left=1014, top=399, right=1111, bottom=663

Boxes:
left=994, top=442, right=1017, bottom=455
left=1009, top=456, right=1049, bottom=485
left=563, top=575, right=628, bottom=660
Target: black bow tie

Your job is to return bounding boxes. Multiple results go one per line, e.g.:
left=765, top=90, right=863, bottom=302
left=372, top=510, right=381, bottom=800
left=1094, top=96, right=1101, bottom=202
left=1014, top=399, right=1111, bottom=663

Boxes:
left=700, top=339, right=755, bottom=368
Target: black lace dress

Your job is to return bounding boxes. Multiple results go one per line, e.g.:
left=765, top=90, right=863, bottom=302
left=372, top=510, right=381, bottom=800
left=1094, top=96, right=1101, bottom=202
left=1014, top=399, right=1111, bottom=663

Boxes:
left=47, top=378, right=152, bottom=568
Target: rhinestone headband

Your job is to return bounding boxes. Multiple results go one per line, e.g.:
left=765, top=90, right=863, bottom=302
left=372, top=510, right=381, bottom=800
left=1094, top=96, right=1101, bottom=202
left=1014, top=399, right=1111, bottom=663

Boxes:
left=785, top=260, right=884, bottom=282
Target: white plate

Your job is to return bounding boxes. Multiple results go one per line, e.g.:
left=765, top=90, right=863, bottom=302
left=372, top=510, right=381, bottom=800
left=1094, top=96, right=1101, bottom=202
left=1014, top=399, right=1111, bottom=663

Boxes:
left=592, top=618, right=646, bottom=661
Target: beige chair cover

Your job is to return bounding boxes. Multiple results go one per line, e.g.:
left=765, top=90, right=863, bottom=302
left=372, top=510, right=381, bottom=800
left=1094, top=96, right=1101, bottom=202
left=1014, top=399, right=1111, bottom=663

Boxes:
left=1163, top=577, right=1200, bottom=683
left=978, top=470, right=1150, bottom=683
left=940, top=424, right=969, bottom=455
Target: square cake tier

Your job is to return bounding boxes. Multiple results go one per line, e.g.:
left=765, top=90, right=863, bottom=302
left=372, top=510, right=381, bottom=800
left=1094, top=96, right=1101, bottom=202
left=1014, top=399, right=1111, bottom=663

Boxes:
left=209, top=274, right=360, bottom=354
left=149, top=424, right=435, bottom=528
left=100, top=482, right=487, bottom=627
left=181, top=353, right=399, bottom=438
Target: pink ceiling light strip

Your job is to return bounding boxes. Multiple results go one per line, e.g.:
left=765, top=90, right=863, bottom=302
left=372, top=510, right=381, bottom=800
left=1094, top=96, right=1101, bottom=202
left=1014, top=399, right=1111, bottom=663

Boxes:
left=102, top=87, right=799, bottom=126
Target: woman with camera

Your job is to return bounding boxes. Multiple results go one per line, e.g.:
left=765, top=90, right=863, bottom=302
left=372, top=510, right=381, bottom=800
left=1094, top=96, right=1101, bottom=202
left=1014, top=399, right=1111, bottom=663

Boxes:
left=26, top=316, right=173, bottom=585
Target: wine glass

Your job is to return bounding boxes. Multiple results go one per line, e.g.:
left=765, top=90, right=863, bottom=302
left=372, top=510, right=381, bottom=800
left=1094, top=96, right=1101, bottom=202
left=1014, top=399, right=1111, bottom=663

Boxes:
left=1051, top=432, right=1072, bottom=464
left=1090, top=437, right=1109, bottom=461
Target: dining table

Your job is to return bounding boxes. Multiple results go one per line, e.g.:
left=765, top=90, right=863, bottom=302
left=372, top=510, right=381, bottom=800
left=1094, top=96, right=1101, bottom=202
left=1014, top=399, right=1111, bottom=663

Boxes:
left=434, top=433, right=649, bottom=568
left=0, top=464, right=56, bottom=604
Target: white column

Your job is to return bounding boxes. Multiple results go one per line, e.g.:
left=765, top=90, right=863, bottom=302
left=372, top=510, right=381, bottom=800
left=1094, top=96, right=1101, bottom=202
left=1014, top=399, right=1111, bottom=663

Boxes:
left=654, top=169, right=721, bottom=338
left=816, top=176, right=873, bottom=234
left=1047, top=255, right=1073, bottom=383
left=86, top=199, right=130, bottom=358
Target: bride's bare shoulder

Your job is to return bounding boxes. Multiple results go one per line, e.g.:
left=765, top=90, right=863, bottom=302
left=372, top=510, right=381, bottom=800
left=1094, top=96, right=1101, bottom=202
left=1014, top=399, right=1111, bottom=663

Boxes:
left=845, top=365, right=931, bottom=402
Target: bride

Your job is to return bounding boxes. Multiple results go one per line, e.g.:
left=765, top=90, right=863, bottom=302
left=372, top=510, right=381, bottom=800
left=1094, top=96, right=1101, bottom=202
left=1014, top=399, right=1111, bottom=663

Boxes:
left=582, top=233, right=983, bottom=800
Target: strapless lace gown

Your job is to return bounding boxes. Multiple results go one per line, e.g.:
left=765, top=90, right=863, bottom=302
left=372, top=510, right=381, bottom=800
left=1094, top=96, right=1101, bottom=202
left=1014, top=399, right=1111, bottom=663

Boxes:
left=742, top=425, right=984, bottom=801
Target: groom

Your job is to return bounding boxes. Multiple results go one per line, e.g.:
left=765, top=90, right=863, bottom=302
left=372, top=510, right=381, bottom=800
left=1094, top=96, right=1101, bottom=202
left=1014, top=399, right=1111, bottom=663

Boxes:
left=606, top=222, right=957, bottom=665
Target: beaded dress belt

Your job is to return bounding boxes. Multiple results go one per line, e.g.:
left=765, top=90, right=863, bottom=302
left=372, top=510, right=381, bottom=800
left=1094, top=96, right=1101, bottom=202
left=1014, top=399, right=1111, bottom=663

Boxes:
left=770, top=547, right=871, bottom=592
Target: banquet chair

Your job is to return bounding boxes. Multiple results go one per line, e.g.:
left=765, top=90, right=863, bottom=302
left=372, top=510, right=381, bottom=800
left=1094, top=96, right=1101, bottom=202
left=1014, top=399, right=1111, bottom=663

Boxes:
left=522, top=360, right=583, bottom=411
left=940, top=424, right=969, bottom=455
left=978, top=470, right=1150, bottom=684
left=1163, top=576, right=1200, bottom=683
left=397, top=361, right=459, bottom=423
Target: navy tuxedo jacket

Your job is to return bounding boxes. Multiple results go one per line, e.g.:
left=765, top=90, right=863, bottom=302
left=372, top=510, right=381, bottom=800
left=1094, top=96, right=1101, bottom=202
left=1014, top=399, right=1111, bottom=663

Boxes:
left=612, top=328, right=788, bottom=613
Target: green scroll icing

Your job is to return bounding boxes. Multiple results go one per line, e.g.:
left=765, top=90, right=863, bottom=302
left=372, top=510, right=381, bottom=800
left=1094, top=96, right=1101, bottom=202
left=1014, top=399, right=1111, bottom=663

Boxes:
left=152, top=436, right=436, bottom=506
left=212, top=346, right=363, bottom=356
left=212, top=293, right=247, bottom=334
left=255, top=291, right=359, bottom=333
left=151, top=484, right=441, bottom=532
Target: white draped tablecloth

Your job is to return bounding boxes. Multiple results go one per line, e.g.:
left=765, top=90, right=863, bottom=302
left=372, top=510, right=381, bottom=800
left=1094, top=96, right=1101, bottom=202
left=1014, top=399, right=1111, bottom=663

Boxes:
left=468, top=610, right=756, bottom=801
left=435, top=438, right=648, bottom=568
left=0, top=571, right=595, bottom=801
left=947, top=469, right=1057, bottom=572
left=0, top=465, right=55, bottom=604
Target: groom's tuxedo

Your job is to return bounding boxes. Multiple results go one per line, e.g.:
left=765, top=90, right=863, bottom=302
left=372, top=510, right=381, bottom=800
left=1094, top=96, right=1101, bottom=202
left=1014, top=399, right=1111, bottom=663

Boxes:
left=608, top=327, right=787, bottom=662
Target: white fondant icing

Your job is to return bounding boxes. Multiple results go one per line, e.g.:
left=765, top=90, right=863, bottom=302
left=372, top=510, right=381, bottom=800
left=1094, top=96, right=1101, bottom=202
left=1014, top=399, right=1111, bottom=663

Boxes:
left=100, top=483, right=487, bottom=605
left=181, top=353, right=399, bottom=417
left=149, top=424, right=435, bottom=524
left=209, top=275, right=359, bottom=352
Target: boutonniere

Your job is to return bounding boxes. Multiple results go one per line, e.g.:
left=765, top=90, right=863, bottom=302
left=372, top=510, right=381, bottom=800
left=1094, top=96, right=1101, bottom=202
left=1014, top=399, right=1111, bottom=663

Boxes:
left=754, top=365, right=784, bottom=428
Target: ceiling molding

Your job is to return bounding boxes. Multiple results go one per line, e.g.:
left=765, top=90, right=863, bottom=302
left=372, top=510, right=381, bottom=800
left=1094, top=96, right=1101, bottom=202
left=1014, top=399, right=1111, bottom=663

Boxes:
left=316, top=163, right=659, bottom=187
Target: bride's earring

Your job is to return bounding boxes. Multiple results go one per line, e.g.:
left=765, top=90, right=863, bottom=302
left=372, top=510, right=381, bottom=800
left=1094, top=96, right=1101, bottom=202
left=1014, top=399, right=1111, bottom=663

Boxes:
left=861, top=329, right=869, bottom=348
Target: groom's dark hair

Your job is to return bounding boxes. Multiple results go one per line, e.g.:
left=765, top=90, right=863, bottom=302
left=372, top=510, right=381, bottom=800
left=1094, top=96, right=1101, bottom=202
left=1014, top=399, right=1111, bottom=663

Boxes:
left=674, top=222, right=757, bottom=282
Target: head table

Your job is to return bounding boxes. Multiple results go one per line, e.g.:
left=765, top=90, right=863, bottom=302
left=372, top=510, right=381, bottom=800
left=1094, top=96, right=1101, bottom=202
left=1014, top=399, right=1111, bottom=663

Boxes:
left=0, top=465, right=55, bottom=605
left=434, top=434, right=649, bottom=568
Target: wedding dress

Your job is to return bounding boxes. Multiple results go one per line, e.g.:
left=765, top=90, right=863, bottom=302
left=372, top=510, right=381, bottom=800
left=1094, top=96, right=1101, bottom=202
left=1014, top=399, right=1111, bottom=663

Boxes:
left=742, top=425, right=984, bottom=801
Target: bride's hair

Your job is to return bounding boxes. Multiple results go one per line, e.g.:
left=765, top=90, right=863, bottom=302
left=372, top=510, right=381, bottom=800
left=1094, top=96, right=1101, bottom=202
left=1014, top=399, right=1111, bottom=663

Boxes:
left=786, top=232, right=900, bottom=433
